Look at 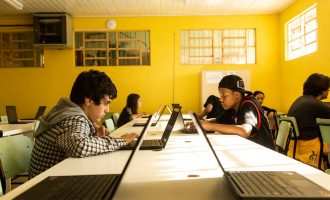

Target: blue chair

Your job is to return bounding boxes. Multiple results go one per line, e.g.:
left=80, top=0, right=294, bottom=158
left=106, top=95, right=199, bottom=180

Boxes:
left=279, top=116, right=300, bottom=159
left=316, top=118, right=330, bottom=170
left=0, top=134, right=33, bottom=192
left=275, top=121, right=292, bottom=155
left=105, top=118, right=115, bottom=133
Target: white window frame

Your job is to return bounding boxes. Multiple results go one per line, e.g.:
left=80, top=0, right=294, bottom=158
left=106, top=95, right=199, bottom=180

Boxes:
left=286, top=4, right=317, bottom=61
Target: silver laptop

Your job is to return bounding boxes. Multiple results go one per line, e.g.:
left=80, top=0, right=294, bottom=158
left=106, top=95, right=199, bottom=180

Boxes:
left=191, top=112, right=330, bottom=200
left=133, top=104, right=166, bottom=127
left=14, top=115, right=154, bottom=200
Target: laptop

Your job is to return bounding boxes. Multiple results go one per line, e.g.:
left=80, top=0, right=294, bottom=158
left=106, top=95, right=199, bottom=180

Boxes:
left=190, top=112, right=330, bottom=200
left=133, top=104, right=166, bottom=127
left=121, top=106, right=182, bottom=150
left=14, top=115, right=154, bottom=200
left=141, top=104, right=163, bottom=118
left=21, top=106, right=46, bottom=120
left=5, top=106, right=34, bottom=124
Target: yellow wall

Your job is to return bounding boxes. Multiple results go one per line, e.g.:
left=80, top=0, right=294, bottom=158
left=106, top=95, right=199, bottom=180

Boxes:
left=280, top=0, right=330, bottom=113
left=0, top=15, right=281, bottom=118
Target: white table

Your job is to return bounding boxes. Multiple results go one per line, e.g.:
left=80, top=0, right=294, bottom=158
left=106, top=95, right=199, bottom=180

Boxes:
left=0, top=122, right=35, bottom=137
left=1, top=115, right=330, bottom=200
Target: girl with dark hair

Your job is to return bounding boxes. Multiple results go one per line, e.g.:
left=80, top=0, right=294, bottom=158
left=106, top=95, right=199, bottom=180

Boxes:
left=117, top=93, right=145, bottom=127
left=288, top=73, right=330, bottom=168
left=253, top=91, right=277, bottom=132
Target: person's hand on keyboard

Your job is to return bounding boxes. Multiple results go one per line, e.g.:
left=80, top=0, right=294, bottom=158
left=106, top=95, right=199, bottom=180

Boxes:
left=185, top=122, right=195, bottom=129
left=121, top=132, right=139, bottom=144
left=93, top=123, right=110, bottom=137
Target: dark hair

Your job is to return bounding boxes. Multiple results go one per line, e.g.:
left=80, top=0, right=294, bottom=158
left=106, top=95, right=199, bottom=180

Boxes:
left=126, top=93, right=140, bottom=114
left=70, top=70, right=117, bottom=105
left=303, top=73, right=330, bottom=97
left=253, top=91, right=264, bottom=97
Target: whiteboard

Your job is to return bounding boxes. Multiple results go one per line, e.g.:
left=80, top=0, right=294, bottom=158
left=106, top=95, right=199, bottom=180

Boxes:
left=200, top=70, right=251, bottom=109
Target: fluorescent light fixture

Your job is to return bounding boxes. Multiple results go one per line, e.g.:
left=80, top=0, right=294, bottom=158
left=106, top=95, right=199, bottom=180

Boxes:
left=4, top=0, right=23, bottom=10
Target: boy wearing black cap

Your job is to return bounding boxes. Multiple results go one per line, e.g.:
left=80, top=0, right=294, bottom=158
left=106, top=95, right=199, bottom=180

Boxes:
left=201, top=74, right=275, bottom=150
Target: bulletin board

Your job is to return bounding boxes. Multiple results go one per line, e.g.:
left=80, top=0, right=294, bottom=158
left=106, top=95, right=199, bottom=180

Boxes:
left=200, top=70, right=251, bottom=109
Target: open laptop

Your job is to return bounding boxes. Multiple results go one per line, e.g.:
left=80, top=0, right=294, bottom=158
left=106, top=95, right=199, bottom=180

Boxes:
left=141, top=104, right=163, bottom=118
left=191, top=112, right=330, bottom=200
left=121, top=106, right=182, bottom=150
left=133, top=104, right=166, bottom=127
left=14, top=115, right=154, bottom=200
left=5, top=106, right=34, bottom=124
left=21, top=106, right=46, bottom=120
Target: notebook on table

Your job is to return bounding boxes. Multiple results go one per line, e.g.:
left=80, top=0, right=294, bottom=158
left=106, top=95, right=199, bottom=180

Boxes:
left=133, top=104, right=166, bottom=127
left=121, top=106, right=182, bottom=150
left=190, top=112, right=330, bottom=199
left=5, top=106, right=34, bottom=124
left=14, top=115, right=154, bottom=200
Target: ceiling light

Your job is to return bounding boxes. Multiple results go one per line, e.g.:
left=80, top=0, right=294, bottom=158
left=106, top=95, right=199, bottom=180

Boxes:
left=4, top=0, right=23, bottom=10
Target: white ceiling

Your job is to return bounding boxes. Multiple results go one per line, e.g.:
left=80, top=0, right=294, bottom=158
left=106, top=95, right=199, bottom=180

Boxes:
left=0, top=0, right=296, bottom=17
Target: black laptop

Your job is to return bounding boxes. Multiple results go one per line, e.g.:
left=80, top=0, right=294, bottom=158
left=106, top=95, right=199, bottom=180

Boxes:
left=21, top=106, right=46, bottom=120
left=121, top=106, right=182, bottom=150
left=133, top=104, right=166, bottom=127
left=5, top=106, right=33, bottom=124
left=190, top=112, right=330, bottom=200
left=14, top=115, right=154, bottom=200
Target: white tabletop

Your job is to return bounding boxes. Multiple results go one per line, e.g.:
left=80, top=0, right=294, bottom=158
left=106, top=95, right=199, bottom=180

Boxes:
left=1, top=115, right=330, bottom=200
left=0, top=122, right=35, bottom=137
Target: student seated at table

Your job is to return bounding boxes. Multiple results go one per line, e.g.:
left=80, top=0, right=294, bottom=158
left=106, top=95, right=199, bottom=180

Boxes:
left=198, top=95, right=224, bottom=120
left=253, top=91, right=277, bottom=119
left=117, top=93, right=145, bottom=127
left=253, top=90, right=277, bottom=131
left=199, top=75, right=275, bottom=150
left=288, top=73, right=330, bottom=168
left=29, top=70, right=138, bottom=178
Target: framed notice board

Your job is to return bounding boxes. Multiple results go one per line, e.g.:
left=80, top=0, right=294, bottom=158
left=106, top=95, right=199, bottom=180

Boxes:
left=200, top=70, right=251, bottom=109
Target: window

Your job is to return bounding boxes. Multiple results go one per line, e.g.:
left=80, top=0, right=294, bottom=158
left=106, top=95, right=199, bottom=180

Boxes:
left=0, top=31, right=43, bottom=68
left=75, top=31, right=150, bottom=66
left=286, top=4, right=317, bottom=60
left=180, top=29, right=255, bottom=64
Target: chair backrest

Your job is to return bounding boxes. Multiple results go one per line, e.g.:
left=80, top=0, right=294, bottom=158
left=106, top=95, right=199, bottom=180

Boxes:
left=105, top=118, right=115, bottom=133
left=0, top=116, right=8, bottom=122
left=316, top=118, right=330, bottom=144
left=275, top=121, right=292, bottom=154
left=112, top=112, right=120, bottom=128
left=0, top=135, right=33, bottom=179
left=0, top=166, right=4, bottom=196
left=279, top=116, right=300, bottom=138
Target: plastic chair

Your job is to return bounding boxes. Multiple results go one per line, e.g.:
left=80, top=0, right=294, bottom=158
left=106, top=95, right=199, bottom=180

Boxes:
left=316, top=118, right=330, bottom=170
left=112, top=113, right=120, bottom=128
left=279, top=116, right=300, bottom=159
left=0, top=116, right=8, bottom=122
left=0, top=134, right=33, bottom=192
left=275, top=121, right=292, bottom=155
left=105, top=118, right=115, bottom=133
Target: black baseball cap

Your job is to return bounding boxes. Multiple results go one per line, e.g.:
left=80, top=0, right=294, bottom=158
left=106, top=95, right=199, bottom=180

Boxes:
left=218, top=74, right=251, bottom=94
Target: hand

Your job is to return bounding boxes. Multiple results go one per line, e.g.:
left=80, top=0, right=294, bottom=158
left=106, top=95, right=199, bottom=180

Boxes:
left=185, top=121, right=195, bottom=129
left=200, top=120, right=212, bottom=131
left=93, top=123, right=110, bottom=137
left=121, top=132, right=139, bottom=144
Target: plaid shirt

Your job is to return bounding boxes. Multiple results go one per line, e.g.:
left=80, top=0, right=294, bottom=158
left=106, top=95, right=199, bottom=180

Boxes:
left=29, top=115, right=127, bottom=178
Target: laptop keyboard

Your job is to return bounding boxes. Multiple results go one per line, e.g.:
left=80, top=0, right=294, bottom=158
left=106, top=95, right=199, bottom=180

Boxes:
left=15, top=174, right=120, bottom=200
left=142, top=139, right=163, bottom=146
left=229, top=171, right=302, bottom=196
